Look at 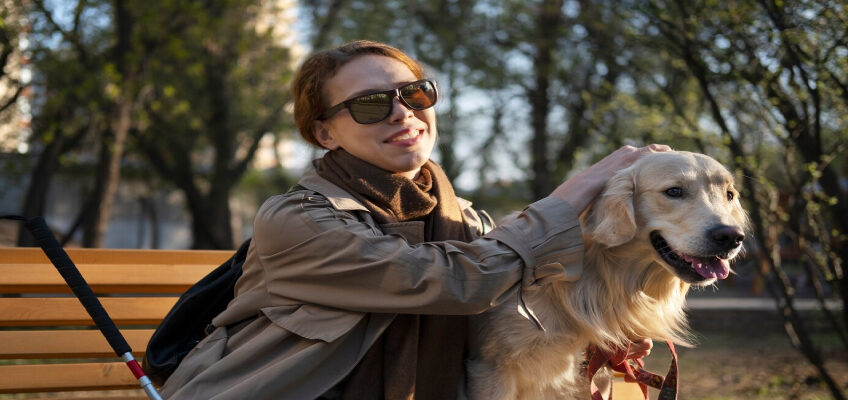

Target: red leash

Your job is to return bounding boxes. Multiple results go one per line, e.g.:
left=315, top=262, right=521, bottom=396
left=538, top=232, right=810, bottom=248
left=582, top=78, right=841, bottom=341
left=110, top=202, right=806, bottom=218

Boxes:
left=585, top=340, right=679, bottom=400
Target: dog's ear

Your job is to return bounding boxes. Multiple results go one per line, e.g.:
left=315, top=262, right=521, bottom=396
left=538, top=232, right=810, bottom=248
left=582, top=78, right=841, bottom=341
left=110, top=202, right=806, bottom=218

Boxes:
left=585, top=168, right=637, bottom=247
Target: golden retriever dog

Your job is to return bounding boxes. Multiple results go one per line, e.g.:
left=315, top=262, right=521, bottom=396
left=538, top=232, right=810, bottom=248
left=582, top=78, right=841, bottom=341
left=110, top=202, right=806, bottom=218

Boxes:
left=468, top=151, right=748, bottom=399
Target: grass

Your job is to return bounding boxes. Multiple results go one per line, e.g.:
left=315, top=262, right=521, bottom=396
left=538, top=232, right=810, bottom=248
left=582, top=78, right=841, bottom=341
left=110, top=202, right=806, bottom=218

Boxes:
left=641, top=331, right=848, bottom=400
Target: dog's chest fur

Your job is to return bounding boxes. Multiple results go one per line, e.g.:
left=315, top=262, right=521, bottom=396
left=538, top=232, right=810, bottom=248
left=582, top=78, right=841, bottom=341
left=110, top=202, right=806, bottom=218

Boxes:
left=467, top=245, right=689, bottom=400
left=468, top=293, right=594, bottom=399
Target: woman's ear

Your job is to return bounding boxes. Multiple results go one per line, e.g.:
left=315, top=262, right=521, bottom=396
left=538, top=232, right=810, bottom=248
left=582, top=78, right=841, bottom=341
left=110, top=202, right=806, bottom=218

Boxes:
left=585, top=168, right=637, bottom=247
left=313, top=120, right=340, bottom=150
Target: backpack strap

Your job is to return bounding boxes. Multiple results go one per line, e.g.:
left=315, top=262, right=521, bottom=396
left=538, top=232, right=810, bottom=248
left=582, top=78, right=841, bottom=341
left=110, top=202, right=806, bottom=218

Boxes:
left=287, top=183, right=309, bottom=193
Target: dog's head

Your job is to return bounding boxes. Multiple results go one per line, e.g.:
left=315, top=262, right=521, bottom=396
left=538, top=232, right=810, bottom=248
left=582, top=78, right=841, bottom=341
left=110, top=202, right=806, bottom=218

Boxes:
left=585, top=151, right=749, bottom=287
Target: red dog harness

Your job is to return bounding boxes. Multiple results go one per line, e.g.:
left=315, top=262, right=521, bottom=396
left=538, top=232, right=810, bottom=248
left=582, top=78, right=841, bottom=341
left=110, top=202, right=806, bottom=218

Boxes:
left=585, top=340, right=679, bottom=400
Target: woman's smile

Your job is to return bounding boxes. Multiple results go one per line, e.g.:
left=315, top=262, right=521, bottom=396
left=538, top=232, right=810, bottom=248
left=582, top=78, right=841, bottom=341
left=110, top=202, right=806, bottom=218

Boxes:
left=385, top=128, right=423, bottom=145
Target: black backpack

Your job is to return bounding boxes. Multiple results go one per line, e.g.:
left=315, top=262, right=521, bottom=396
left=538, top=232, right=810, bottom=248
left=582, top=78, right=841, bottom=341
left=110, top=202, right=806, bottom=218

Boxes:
left=143, top=184, right=306, bottom=385
left=142, top=238, right=251, bottom=386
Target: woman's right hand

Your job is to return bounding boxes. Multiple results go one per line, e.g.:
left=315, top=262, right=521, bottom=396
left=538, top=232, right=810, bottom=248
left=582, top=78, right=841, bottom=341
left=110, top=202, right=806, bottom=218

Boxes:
left=549, top=144, right=671, bottom=213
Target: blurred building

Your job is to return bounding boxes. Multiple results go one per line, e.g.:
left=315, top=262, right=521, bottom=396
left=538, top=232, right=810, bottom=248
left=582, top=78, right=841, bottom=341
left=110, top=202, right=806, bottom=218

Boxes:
left=0, top=0, right=32, bottom=153
left=251, top=0, right=314, bottom=174
left=255, top=0, right=304, bottom=56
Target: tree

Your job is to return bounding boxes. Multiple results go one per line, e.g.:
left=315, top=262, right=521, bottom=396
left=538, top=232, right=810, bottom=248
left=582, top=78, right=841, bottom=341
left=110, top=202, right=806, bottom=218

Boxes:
left=15, top=0, right=147, bottom=247
left=19, top=0, right=295, bottom=249
left=16, top=0, right=104, bottom=246
left=631, top=1, right=848, bottom=398
left=81, top=0, right=136, bottom=247
left=131, top=0, right=293, bottom=249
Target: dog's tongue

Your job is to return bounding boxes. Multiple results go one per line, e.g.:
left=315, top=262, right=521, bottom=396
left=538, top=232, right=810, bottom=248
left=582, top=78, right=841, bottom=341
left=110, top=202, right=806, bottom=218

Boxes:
left=683, top=255, right=730, bottom=280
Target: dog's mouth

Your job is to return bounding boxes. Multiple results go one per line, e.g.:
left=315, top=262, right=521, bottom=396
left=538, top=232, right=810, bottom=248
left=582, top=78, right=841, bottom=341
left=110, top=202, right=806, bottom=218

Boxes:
left=650, top=231, right=731, bottom=284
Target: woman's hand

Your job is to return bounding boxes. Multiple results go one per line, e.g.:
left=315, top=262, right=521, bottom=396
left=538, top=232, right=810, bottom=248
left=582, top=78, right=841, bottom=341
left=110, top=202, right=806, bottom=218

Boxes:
left=549, top=144, right=671, bottom=213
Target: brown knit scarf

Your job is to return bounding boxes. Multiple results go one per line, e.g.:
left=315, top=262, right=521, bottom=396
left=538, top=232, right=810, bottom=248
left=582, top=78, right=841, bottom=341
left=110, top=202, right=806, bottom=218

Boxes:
left=315, top=149, right=471, bottom=400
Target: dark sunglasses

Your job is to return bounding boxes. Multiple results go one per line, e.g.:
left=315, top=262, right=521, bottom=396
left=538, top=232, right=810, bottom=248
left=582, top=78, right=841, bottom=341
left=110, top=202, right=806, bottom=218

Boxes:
left=319, top=79, right=438, bottom=124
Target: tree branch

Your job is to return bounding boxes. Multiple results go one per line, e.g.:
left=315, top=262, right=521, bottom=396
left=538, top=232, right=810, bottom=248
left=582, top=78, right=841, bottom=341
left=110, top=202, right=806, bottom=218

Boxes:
left=0, top=84, right=24, bottom=113
left=30, top=0, right=91, bottom=64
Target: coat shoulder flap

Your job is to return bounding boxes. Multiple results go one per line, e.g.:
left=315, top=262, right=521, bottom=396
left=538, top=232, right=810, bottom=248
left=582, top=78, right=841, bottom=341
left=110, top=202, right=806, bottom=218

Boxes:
left=260, top=304, right=366, bottom=343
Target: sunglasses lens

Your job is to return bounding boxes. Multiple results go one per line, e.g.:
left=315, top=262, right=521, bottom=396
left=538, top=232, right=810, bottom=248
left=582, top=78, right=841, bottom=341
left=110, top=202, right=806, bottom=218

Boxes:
left=348, top=93, right=393, bottom=124
left=400, top=81, right=437, bottom=110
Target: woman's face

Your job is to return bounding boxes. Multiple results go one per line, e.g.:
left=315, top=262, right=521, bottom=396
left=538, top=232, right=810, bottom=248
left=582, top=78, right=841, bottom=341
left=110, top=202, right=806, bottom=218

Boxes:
left=313, top=55, right=437, bottom=179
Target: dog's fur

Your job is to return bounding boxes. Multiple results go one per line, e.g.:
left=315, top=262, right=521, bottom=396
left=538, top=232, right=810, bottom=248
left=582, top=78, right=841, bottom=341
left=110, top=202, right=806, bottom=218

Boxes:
left=468, top=151, right=749, bottom=399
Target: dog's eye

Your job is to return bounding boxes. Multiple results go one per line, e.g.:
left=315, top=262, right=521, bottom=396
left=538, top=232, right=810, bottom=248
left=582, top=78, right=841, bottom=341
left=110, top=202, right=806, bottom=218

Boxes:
left=664, top=187, right=683, bottom=198
left=727, top=191, right=735, bottom=201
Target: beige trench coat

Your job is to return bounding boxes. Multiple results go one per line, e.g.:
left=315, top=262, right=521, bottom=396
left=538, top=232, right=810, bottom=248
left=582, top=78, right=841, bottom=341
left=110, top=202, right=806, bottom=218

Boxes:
left=160, top=165, right=584, bottom=399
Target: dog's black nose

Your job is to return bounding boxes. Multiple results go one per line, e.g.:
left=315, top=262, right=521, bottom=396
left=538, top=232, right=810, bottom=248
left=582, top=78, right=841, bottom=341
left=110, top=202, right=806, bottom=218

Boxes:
left=709, top=225, right=745, bottom=249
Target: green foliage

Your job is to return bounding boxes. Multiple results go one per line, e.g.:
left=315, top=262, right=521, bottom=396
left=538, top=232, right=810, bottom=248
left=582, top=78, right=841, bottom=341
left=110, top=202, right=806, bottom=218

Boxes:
left=133, top=0, right=294, bottom=173
left=20, top=0, right=296, bottom=248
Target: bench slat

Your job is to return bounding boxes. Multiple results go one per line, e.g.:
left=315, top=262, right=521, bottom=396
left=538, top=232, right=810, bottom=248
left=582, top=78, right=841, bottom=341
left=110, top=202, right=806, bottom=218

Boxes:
left=0, top=364, right=641, bottom=397
left=0, top=362, right=140, bottom=393
left=0, top=263, right=216, bottom=293
left=0, top=247, right=233, bottom=264
left=0, top=297, right=177, bottom=326
left=0, top=329, right=153, bottom=359
left=33, top=393, right=147, bottom=400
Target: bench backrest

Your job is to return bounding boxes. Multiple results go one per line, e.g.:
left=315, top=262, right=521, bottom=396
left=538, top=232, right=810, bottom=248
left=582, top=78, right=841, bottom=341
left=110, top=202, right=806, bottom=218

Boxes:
left=0, top=247, right=231, bottom=398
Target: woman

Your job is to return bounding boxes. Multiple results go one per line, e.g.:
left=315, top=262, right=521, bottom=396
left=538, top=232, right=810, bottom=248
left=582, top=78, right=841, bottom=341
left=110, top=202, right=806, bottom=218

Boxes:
left=160, top=40, right=660, bottom=399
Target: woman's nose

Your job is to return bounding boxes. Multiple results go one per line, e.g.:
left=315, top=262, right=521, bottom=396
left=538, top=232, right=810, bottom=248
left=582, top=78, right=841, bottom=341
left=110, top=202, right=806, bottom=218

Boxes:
left=387, top=96, right=413, bottom=122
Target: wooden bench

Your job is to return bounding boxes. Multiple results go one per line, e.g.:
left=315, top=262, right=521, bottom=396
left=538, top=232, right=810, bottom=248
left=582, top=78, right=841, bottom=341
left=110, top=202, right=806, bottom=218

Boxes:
left=0, top=246, right=646, bottom=399
left=0, top=247, right=231, bottom=399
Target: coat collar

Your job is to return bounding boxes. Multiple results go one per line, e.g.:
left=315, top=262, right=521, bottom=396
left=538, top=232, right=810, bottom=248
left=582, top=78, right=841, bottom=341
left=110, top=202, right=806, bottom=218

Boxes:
left=297, top=162, right=474, bottom=213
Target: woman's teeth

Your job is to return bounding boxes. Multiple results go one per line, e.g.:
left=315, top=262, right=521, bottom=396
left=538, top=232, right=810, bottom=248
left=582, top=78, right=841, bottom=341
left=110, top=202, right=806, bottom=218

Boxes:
left=388, top=131, right=420, bottom=142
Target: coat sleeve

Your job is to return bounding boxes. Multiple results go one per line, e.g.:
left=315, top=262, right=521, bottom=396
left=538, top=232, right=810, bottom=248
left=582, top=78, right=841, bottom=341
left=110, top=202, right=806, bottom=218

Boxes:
left=252, top=192, right=583, bottom=315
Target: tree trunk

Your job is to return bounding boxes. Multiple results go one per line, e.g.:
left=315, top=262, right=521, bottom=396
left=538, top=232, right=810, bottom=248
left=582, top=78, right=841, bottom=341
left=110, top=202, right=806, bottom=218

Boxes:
left=194, top=38, right=236, bottom=250
left=529, top=0, right=563, bottom=200
left=436, top=61, right=461, bottom=182
left=17, top=138, right=63, bottom=246
left=81, top=0, right=134, bottom=248
left=173, top=45, right=236, bottom=250
left=146, top=196, right=160, bottom=249
left=82, top=121, right=128, bottom=247
left=185, top=187, right=233, bottom=250
left=810, top=162, right=848, bottom=329
left=136, top=196, right=160, bottom=249
left=18, top=122, right=87, bottom=246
